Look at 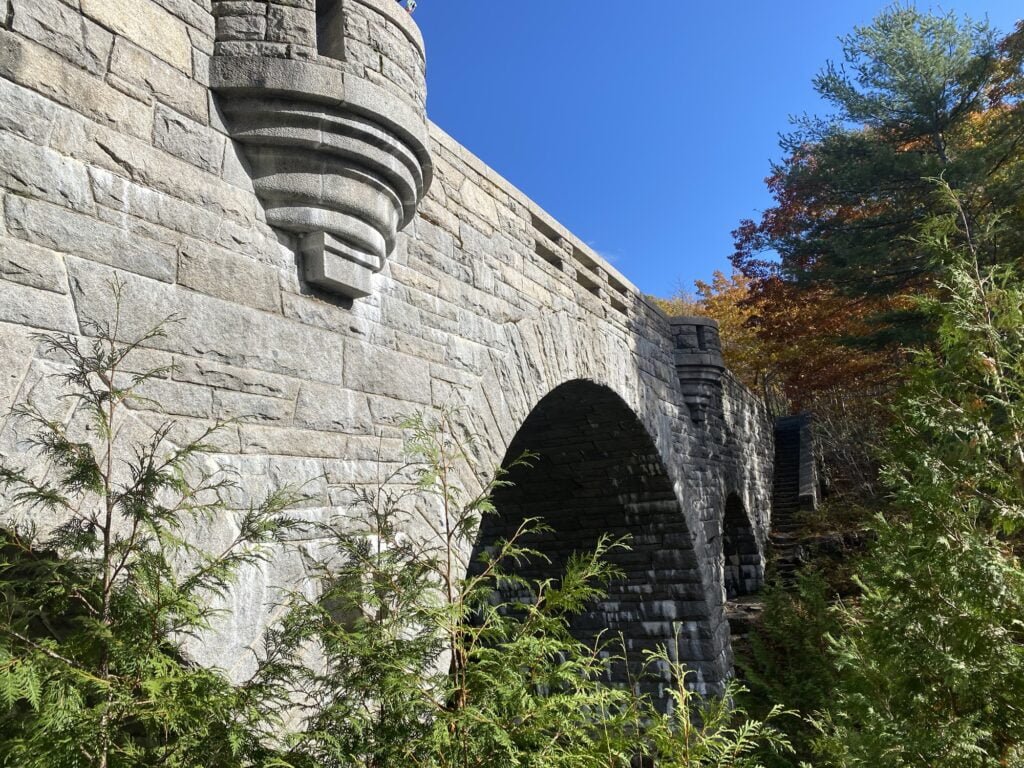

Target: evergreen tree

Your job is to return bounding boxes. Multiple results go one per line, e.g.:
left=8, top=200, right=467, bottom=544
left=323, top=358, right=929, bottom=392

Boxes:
left=815, top=186, right=1024, bottom=766
left=0, top=285, right=301, bottom=767
left=733, top=9, right=1024, bottom=346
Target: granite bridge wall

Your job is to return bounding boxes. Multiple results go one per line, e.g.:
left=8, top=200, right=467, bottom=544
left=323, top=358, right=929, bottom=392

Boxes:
left=0, top=0, right=774, bottom=696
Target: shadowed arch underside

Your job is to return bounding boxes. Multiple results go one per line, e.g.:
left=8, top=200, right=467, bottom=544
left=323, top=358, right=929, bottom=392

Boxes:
left=722, top=494, right=764, bottom=600
left=472, top=380, right=719, bottom=704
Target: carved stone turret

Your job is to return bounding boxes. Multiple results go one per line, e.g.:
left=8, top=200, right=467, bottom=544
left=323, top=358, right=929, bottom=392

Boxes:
left=210, top=0, right=432, bottom=299
left=669, top=315, right=725, bottom=423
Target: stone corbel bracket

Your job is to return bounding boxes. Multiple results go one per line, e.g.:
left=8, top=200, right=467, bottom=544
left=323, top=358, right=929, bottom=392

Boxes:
left=210, top=0, right=432, bottom=299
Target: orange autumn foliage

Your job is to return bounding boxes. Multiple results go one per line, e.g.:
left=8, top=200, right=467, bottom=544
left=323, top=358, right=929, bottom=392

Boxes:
left=654, top=271, right=899, bottom=413
left=656, top=271, right=898, bottom=493
left=653, top=271, right=771, bottom=397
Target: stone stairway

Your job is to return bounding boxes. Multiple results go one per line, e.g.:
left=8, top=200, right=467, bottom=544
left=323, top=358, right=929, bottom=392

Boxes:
left=769, top=416, right=806, bottom=582
left=727, top=415, right=817, bottom=660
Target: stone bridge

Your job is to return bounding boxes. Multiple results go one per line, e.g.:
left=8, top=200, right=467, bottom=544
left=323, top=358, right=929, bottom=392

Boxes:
left=0, top=0, right=774, bottom=695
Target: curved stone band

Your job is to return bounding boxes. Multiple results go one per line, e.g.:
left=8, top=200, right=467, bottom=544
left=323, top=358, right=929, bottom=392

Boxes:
left=211, top=55, right=432, bottom=298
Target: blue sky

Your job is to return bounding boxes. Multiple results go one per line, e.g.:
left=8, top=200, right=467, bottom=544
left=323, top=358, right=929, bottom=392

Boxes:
left=414, top=1, right=1023, bottom=298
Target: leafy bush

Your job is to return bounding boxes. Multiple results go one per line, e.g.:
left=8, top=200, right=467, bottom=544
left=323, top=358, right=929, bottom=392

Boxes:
left=0, top=289, right=791, bottom=767
left=277, top=410, right=793, bottom=767
left=814, top=187, right=1024, bottom=767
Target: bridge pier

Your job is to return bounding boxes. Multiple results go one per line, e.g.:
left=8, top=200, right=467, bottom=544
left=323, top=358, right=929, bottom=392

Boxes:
left=668, top=314, right=771, bottom=665
left=668, top=315, right=725, bottom=426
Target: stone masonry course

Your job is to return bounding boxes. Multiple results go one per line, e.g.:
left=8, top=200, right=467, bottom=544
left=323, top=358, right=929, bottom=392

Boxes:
left=0, top=0, right=775, bottom=699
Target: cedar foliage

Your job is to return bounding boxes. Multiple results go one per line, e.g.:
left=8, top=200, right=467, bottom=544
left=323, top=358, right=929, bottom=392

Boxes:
left=813, top=187, right=1024, bottom=767
left=0, top=284, right=302, bottom=767
left=0, top=293, right=793, bottom=766
left=277, top=410, right=794, bottom=767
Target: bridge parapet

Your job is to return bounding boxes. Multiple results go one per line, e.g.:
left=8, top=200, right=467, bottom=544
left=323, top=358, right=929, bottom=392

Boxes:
left=527, top=206, right=635, bottom=316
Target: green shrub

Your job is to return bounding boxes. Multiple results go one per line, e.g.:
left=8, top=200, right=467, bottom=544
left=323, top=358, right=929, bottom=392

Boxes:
left=814, top=187, right=1024, bottom=767
left=0, top=287, right=792, bottom=767
left=276, top=410, right=793, bottom=767
left=0, top=284, right=302, bottom=767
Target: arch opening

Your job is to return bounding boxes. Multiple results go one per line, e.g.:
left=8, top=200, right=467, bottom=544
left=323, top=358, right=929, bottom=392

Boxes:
left=471, top=380, right=716, bottom=701
left=722, top=494, right=762, bottom=600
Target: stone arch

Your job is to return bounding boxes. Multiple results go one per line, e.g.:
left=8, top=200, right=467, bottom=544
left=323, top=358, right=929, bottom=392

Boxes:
left=470, top=379, right=717, bottom=702
left=721, top=493, right=763, bottom=600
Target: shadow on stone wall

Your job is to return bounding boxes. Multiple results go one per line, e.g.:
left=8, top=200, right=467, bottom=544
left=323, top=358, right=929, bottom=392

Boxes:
left=470, top=379, right=712, bottom=704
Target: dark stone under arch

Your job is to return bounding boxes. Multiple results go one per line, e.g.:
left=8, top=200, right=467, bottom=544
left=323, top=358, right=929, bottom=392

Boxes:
left=722, top=493, right=763, bottom=599
left=471, top=379, right=717, bottom=702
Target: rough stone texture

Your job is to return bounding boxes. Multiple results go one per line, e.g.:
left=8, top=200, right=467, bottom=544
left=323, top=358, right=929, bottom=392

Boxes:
left=0, top=236, right=68, bottom=293
left=209, top=0, right=432, bottom=301
left=341, top=0, right=426, bottom=110
left=82, top=0, right=193, bottom=72
left=10, top=0, right=113, bottom=76
left=0, top=0, right=776, bottom=700
left=0, top=323, right=38, bottom=416
left=109, top=37, right=209, bottom=123
left=0, top=29, right=154, bottom=140
left=154, top=104, right=224, bottom=173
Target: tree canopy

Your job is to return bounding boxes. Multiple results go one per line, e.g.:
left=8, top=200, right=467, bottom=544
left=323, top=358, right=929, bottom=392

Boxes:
left=733, top=9, right=1024, bottom=345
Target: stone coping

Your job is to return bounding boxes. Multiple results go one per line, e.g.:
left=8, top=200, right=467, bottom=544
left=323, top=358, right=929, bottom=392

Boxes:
left=424, top=125, right=714, bottom=328
left=668, top=315, right=720, bottom=328
left=356, top=0, right=426, bottom=57
left=427, top=121, right=644, bottom=306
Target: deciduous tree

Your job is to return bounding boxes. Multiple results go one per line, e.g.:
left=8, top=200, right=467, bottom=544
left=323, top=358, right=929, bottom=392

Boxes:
left=733, top=10, right=1024, bottom=345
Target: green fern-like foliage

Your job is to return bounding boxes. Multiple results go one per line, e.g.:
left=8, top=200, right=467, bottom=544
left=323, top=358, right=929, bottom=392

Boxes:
left=815, top=187, right=1024, bottom=767
left=0, top=282, right=302, bottom=768
left=276, top=410, right=793, bottom=767
left=0, top=287, right=793, bottom=767
left=735, top=569, right=840, bottom=768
